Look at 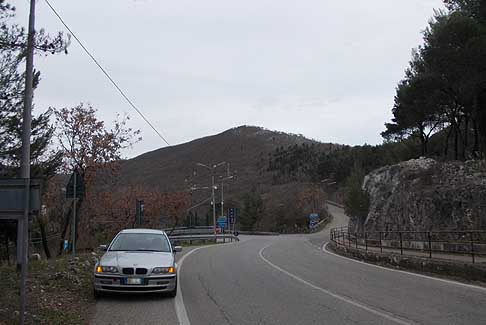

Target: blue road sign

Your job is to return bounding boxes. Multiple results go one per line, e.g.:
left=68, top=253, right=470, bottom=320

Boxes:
left=228, top=208, right=236, bottom=224
left=217, top=216, right=227, bottom=229
left=308, top=213, right=320, bottom=229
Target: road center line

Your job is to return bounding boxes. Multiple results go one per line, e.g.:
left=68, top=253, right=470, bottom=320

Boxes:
left=322, top=242, right=486, bottom=292
left=259, top=244, right=414, bottom=325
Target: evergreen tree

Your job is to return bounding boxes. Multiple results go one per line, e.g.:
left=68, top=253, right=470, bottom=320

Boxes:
left=0, top=0, right=68, bottom=177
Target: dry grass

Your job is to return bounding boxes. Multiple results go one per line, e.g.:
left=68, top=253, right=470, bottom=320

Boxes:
left=0, top=254, right=96, bottom=324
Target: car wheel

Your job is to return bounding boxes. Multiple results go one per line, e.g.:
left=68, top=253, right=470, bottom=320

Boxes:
left=167, top=278, right=177, bottom=298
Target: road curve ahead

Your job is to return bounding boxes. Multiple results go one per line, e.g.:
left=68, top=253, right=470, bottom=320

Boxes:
left=180, top=205, right=486, bottom=325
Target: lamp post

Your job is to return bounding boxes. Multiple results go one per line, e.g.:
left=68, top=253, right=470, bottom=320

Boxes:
left=195, top=162, right=226, bottom=235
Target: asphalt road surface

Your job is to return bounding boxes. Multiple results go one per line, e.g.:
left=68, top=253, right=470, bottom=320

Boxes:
left=92, top=204, right=486, bottom=324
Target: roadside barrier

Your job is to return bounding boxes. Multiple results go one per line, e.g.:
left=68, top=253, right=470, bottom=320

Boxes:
left=330, top=226, right=486, bottom=264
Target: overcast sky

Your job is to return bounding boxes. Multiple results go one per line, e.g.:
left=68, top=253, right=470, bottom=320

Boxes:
left=13, top=0, right=444, bottom=158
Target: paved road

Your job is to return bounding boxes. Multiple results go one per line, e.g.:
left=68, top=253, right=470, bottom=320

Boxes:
left=92, top=204, right=486, bottom=324
left=180, top=204, right=486, bottom=325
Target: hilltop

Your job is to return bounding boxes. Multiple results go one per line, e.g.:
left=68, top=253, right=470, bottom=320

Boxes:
left=120, top=125, right=334, bottom=191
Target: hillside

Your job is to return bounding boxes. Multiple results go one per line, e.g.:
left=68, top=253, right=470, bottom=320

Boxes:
left=118, top=125, right=337, bottom=231
left=121, top=126, right=332, bottom=190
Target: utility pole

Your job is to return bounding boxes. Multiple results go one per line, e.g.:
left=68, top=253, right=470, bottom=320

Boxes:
left=221, top=178, right=224, bottom=229
left=71, top=171, right=77, bottom=257
left=19, top=1, right=36, bottom=324
left=196, top=161, right=226, bottom=236
left=211, top=175, right=216, bottom=236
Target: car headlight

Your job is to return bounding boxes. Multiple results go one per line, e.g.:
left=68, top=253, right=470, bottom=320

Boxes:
left=152, top=266, right=175, bottom=274
left=96, top=265, right=118, bottom=273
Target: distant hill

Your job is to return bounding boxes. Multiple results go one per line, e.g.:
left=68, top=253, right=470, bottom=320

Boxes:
left=118, top=125, right=338, bottom=231
left=120, top=125, right=334, bottom=191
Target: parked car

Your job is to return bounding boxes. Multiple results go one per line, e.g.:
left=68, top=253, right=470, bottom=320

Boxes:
left=93, top=229, right=182, bottom=298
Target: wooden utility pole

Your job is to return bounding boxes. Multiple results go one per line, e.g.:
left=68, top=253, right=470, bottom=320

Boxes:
left=19, top=0, right=36, bottom=324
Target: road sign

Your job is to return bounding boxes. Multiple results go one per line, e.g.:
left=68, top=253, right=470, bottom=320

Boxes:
left=308, top=213, right=320, bottom=229
left=228, top=208, right=236, bottom=224
left=66, top=171, right=84, bottom=199
left=217, top=216, right=227, bottom=229
left=0, top=179, right=41, bottom=219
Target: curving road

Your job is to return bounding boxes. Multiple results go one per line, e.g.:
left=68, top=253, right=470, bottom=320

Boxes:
left=92, top=204, right=486, bottom=324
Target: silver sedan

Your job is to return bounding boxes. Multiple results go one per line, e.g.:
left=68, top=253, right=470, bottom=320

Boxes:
left=93, top=229, right=182, bottom=297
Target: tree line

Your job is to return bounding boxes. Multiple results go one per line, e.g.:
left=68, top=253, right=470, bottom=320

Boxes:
left=0, top=1, right=166, bottom=262
left=269, top=1, right=486, bottom=222
left=383, top=0, right=486, bottom=160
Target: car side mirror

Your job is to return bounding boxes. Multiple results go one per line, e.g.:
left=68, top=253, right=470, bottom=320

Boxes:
left=173, top=246, right=182, bottom=253
left=99, top=244, right=108, bottom=252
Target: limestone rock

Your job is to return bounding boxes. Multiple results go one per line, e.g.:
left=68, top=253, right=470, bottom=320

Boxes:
left=353, top=158, right=486, bottom=233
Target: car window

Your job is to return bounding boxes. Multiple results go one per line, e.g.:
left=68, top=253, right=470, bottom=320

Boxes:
left=109, top=233, right=171, bottom=252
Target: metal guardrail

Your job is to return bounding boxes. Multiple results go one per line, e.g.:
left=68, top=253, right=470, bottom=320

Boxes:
left=331, top=226, right=486, bottom=264
left=164, top=226, right=214, bottom=236
left=164, top=226, right=280, bottom=237
left=237, top=231, right=279, bottom=236
left=168, top=234, right=239, bottom=243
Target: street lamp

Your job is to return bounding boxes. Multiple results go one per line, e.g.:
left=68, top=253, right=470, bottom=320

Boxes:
left=195, top=161, right=226, bottom=236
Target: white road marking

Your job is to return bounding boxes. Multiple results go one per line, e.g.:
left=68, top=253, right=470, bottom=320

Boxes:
left=322, top=242, right=486, bottom=292
left=174, top=240, right=241, bottom=325
left=175, top=247, right=204, bottom=325
left=259, top=244, right=415, bottom=325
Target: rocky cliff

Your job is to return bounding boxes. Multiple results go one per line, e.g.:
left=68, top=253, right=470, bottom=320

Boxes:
left=351, top=158, right=486, bottom=233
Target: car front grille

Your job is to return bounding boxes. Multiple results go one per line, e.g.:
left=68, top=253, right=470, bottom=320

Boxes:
left=136, top=268, right=148, bottom=275
left=122, top=268, right=134, bottom=275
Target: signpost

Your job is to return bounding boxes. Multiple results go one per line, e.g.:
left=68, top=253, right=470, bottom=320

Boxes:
left=65, top=171, right=84, bottom=199
left=66, top=170, right=84, bottom=257
left=308, top=213, right=320, bottom=230
left=228, top=207, right=237, bottom=234
left=0, top=178, right=40, bottom=325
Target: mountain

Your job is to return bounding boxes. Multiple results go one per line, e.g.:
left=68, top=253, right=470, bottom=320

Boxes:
left=118, top=125, right=337, bottom=231
left=121, top=126, right=332, bottom=190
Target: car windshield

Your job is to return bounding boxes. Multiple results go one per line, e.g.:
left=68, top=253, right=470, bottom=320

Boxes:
left=109, top=233, right=171, bottom=252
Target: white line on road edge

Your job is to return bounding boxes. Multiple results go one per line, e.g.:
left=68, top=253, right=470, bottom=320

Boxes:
left=259, top=245, right=414, bottom=325
left=174, top=241, right=241, bottom=325
left=322, top=242, right=486, bottom=292
left=174, top=247, right=204, bottom=325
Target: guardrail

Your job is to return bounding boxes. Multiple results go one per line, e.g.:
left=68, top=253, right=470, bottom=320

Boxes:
left=164, top=226, right=214, bottom=236
left=164, top=226, right=280, bottom=237
left=168, top=234, right=239, bottom=244
left=330, top=226, right=486, bottom=264
left=237, top=231, right=279, bottom=236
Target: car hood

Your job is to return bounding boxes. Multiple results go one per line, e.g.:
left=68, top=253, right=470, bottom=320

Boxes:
left=100, top=251, right=174, bottom=269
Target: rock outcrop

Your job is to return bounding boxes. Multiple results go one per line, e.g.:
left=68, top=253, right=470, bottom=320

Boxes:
left=352, top=158, right=486, bottom=233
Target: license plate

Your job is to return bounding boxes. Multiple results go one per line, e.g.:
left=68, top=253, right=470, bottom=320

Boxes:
left=126, top=278, right=143, bottom=285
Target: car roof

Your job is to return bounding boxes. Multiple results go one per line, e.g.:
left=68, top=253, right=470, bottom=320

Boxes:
left=119, top=229, right=166, bottom=235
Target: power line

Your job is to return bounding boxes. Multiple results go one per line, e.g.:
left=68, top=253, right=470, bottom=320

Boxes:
left=43, top=0, right=171, bottom=146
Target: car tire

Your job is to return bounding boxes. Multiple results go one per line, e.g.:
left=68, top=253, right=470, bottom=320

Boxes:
left=167, top=278, right=177, bottom=298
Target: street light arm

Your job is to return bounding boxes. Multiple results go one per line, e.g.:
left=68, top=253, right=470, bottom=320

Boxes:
left=213, top=161, right=226, bottom=168
left=196, top=162, right=212, bottom=170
